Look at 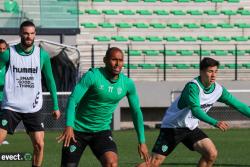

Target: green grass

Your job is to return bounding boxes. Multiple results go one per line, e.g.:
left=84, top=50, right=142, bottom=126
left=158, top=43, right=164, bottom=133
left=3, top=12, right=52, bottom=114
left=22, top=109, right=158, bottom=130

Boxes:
left=1, top=129, right=250, bottom=167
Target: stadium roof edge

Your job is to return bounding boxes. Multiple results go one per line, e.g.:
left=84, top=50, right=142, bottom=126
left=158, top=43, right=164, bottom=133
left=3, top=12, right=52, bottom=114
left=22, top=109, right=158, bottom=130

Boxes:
left=0, top=28, right=80, bottom=35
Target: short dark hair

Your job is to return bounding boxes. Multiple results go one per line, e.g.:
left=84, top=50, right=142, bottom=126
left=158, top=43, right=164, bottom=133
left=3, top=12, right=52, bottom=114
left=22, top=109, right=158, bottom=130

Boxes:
left=105, top=47, right=123, bottom=58
left=200, top=57, right=220, bottom=71
left=19, top=20, right=36, bottom=32
left=0, top=39, right=7, bottom=45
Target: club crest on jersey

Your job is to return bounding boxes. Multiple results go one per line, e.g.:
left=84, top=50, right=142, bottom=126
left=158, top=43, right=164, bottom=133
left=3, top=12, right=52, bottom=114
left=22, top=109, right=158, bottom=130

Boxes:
left=117, top=87, right=122, bottom=95
left=70, top=145, right=77, bottom=153
left=161, top=145, right=168, bottom=152
left=98, top=85, right=104, bottom=90
left=1, top=119, right=8, bottom=126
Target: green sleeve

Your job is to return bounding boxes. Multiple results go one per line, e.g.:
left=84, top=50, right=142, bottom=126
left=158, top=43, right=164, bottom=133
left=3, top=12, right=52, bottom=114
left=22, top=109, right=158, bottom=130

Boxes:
left=187, top=83, right=218, bottom=126
left=0, top=48, right=10, bottom=63
left=66, top=69, right=95, bottom=127
left=126, top=79, right=145, bottom=143
left=218, top=87, right=250, bottom=117
left=40, top=49, right=59, bottom=110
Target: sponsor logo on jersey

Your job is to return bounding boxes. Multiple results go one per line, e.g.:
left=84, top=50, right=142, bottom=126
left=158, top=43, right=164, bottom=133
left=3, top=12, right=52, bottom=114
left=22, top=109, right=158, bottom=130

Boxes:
left=13, top=66, right=38, bottom=74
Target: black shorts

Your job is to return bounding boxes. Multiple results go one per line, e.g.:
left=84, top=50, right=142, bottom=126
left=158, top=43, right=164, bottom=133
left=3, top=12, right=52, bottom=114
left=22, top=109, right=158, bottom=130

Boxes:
left=0, top=109, right=44, bottom=134
left=61, top=130, right=117, bottom=167
left=152, top=128, right=208, bottom=156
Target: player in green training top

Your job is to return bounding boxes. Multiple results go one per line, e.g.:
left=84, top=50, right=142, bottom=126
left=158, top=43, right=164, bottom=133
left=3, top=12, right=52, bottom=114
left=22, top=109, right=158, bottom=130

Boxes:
left=0, top=21, right=61, bottom=167
left=57, top=47, right=149, bottom=167
left=138, top=57, right=250, bottom=167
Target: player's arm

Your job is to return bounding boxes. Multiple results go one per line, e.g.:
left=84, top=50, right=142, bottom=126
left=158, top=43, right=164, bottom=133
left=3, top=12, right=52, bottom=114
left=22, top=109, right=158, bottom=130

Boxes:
left=40, top=49, right=60, bottom=119
left=187, top=83, right=218, bottom=126
left=0, top=48, right=10, bottom=64
left=218, top=87, right=250, bottom=117
left=57, top=69, right=95, bottom=146
left=126, top=79, right=149, bottom=162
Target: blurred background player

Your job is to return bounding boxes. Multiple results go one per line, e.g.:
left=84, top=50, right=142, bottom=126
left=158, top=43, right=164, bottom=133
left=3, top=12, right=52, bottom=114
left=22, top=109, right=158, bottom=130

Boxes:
left=0, top=21, right=61, bottom=167
left=0, top=39, right=9, bottom=145
left=138, top=57, right=250, bottom=167
left=57, top=47, right=149, bottom=167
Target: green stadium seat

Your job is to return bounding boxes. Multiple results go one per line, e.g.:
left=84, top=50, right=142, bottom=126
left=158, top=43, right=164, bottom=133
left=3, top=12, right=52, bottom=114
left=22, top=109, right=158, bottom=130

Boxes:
left=98, top=22, right=114, bottom=28
left=160, top=50, right=177, bottom=56
left=164, top=36, right=180, bottom=42
left=191, top=64, right=200, bottom=69
left=116, top=22, right=132, bottom=28
left=153, top=10, right=169, bottom=15
left=237, top=10, right=250, bottom=15
left=67, top=9, right=84, bottom=15
left=231, top=36, right=248, bottom=42
left=168, top=23, right=183, bottom=28
left=211, top=50, right=228, bottom=56
left=194, top=50, right=211, bottom=56
left=214, top=36, right=231, bottom=42
left=119, top=10, right=135, bottom=15
left=150, top=23, right=166, bottom=28
left=81, top=22, right=97, bottom=28
left=123, top=64, right=138, bottom=69
left=127, top=0, right=139, bottom=2
left=102, top=10, right=118, bottom=15
left=180, top=36, right=197, bottom=42
left=201, top=23, right=217, bottom=28
left=177, top=0, right=190, bottom=2
left=138, top=64, right=156, bottom=69
left=184, top=23, right=200, bottom=29
left=160, top=0, right=174, bottom=2
left=217, top=23, right=234, bottom=28
left=243, top=64, right=250, bottom=69
left=128, top=36, right=145, bottom=42
left=85, top=9, right=101, bottom=15
left=170, top=10, right=186, bottom=16
left=133, top=23, right=149, bottom=28
left=144, top=0, right=157, bottom=2
left=111, top=36, right=128, bottom=42
left=126, top=50, right=142, bottom=56
left=210, top=0, right=224, bottom=2
left=234, top=23, right=250, bottom=28
left=204, top=10, right=220, bottom=15
left=156, top=64, right=173, bottom=69
left=187, top=10, right=203, bottom=16
left=219, top=64, right=225, bottom=69
left=94, top=36, right=110, bottom=42
left=136, top=10, right=152, bottom=15
left=227, top=0, right=239, bottom=2
left=225, top=64, right=243, bottom=69
left=177, top=50, right=194, bottom=56
left=142, top=50, right=160, bottom=56
left=228, top=50, right=246, bottom=56
left=193, top=0, right=208, bottom=2
left=221, top=10, right=237, bottom=16
left=197, top=36, right=214, bottom=42
left=110, top=0, right=123, bottom=2
left=92, top=0, right=105, bottom=2
left=146, top=36, right=162, bottom=42
left=174, top=64, right=190, bottom=69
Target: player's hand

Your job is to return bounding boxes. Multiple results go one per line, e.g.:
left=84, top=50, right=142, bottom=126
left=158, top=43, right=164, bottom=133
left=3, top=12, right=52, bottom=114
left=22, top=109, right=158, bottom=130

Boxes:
left=52, top=110, right=61, bottom=120
left=138, top=143, right=150, bottom=164
left=216, top=121, right=229, bottom=132
left=57, top=126, right=77, bottom=147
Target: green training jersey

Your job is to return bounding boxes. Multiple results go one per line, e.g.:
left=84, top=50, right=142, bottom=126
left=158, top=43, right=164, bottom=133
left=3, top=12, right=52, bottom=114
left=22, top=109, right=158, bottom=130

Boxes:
left=0, top=63, right=5, bottom=101
left=0, top=44, right=59, bottom=110
left=162, top=76, right=250, bottom=129
left=66, top=67, right=145, bottom=143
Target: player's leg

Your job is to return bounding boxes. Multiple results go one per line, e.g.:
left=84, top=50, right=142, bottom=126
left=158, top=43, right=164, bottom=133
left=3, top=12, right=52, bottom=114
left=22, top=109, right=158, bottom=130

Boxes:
left=137, top=128, right=179, bottom=167
left=0, top=109, right=21, bottom=143
left=61, top=131, right=88, bottom=167
left=22, top=111, right=45, bottom=167
left=29, top=131, right=44, bottom=167
left=182, top=128, right=217, bottom=167
left=90, top=130, right=118, bottom=167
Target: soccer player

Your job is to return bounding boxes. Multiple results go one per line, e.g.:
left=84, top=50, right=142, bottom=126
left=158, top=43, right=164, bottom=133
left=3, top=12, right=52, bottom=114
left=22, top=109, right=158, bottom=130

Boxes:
left=0, top=39, right=9, bottom=145
left=0, top=21, right=61, bottom=167
left=57, top=47, right=149, bottom=167
left=138, top=57, right=250, bottom=167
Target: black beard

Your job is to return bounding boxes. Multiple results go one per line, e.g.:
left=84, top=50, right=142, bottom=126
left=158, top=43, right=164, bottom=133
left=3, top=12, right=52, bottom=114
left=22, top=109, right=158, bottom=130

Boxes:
left=21, top=38, right=34, bottom=48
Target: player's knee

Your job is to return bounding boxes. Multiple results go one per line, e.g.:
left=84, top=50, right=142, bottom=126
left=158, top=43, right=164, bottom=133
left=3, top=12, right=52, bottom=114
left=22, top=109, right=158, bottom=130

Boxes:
left=206, top=149, right=218, bottom=162
left=102, top=157, right=118, bottom=167
left=33, top=140, right=44, bottom=152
